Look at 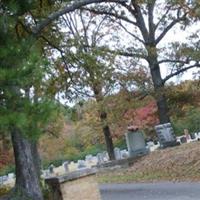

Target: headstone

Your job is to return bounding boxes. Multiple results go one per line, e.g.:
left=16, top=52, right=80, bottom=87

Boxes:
left=184, top=129, right=191, bottom=141
left=1, top=175, right=8, bottom=184
left=146, top=141, right=154, bottom=148
left=48, top=164, right=55, bottom=174
left=120, top=149, right=129, bottom=159
left=63, top=161, right=69, bottom=172
left=102, top=151, right=109, bottom=162
left=85, top=155, right=93, bottom=163
left=42, top=169, right=50, bottom=177
left=153, top=140, right=158, bottom=145
left=190, top=133, right=196, bottom=140
left=77, top=160, right=86, bottom=169
left=155, top=123, right=177, bottom=148
left=114, top=147, right=121, bottom=160
left=7, top=173, right=15, bottom=180
left=125, top=129, right=149, bottom=158
left=92, top=156, right=98, bottom=164
left=0, top=176, right=3, bottom=185
left=97, top=153, right=104, bottom=165
left=180, top=136, right=187, bottom=143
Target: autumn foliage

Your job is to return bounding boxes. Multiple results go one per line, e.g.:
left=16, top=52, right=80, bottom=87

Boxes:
left=124, top=101, right=158, bottom=130
left=0, top=150, right=14, bottom=171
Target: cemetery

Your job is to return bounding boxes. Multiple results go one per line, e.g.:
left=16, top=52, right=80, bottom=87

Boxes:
left=1, top=124, right=200, bottom=200
left=1, top=0, right=200, bottom=200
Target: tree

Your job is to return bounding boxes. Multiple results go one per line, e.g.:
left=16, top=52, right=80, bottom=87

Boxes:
left=0, top=0, right=129, bottom=199
left=0, top=19, right=61, bottom=200
left=83, top=0, right=200, bottom=124
left=43, top=9, right=119, bottom=160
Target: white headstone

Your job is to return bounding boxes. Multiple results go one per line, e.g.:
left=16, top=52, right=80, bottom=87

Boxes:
left=114, top=147, right=121, bottom=160
left=97, top=153, right=104, bottom=164
left=120, top=149, right=129, bottom=158
left=62, top=161, right=69, bottom=172
left=77, top=160, right=86, bottom=169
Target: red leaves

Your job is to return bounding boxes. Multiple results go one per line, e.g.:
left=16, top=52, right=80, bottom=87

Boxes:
left=125, top=101, right=159, bottom=130
left=0, top=151, right=14, bottom=170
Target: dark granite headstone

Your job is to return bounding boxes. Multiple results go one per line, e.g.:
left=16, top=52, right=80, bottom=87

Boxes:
left=190, top=133, right=196, bottom=140
left=155, top=123, right=177, bottom=148
left=180, top=136, right=187, bottom=143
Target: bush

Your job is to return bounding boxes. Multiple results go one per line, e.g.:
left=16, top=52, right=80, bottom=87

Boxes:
left=0, top=165, right=15, bottom=177
left=0, top=186, right=11, bottom=197
left=114, top=137, right=127, bottom=149
left=172, top=107, right=200, bottom=135
left=42, top=144, right=105, bottom=168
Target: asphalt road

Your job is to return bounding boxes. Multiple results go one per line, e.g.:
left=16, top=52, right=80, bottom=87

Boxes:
left=99, top=182, right=200, bottom=200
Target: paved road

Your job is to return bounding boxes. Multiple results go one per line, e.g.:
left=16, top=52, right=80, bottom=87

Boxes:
left=99, top=182, right=200, bottom=200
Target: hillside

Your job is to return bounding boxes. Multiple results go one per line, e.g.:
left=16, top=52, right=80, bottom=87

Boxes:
left=98, top=141, right=200, bottom=183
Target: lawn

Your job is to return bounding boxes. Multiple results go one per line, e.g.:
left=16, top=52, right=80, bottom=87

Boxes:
left=97, top=141, right=200, bottom=183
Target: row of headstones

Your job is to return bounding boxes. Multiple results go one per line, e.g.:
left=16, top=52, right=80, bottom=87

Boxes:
left=43, top=123, right=173, bottom=178
left=2, top=123, right=199, bottom=184
left=156, top=123, right=200, bottom=146
left=177, top=132, right=200, bottom=144
left=0, top=173, right=15, bottom=185
left=42, top=148, right=130, bottom=177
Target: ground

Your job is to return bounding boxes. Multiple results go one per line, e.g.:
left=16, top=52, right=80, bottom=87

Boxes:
left=97, top=141, right=200, bottom=183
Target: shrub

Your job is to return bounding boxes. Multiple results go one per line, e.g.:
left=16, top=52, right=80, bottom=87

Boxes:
left=0, top=186, right=11, bottom=197
left=172, top=107, right=200, bottom=135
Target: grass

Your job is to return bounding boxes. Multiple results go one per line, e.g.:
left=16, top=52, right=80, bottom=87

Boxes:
left=97, top=141, right=200, bottom=183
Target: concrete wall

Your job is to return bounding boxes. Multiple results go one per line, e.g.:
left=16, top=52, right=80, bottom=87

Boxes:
left=61, top=175, right=101, bottom=200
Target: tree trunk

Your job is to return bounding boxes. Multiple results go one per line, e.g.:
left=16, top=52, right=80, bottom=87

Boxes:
left=100, top=111, right=115, bottom=160
left=148, top=59, right=170, bottom=124
left=31, top=141, right=41, bottom=178
left=10, top=128, right=43, bottom=200
left=93, top=84, right=115, bottom=160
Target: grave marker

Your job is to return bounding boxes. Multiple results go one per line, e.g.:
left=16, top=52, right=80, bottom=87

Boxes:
left=155, top=123, right=177, bottom=148
left=125, top=126, right=149, bottom=158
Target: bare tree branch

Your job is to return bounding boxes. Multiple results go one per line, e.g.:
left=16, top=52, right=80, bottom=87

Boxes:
left=158, top=58, right=190, bottom=65
left=155, top=12, right=188, bottom=44
left=163, top=63, right=200, bottom=83
left=83, top=45, right=147, bottom=59
left=82, top=7, right=137, bottom=26
left=116, top=20, right=145, bottom=44
left=130, top=1, right=149, bottom=43
left=154, top=6, right=172, bottom=31
left=33, top=0, right=128, bottom=35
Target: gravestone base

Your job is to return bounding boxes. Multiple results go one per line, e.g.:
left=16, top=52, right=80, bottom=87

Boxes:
left=160, top=140, right=180, bottom=148
left=129, top=148, right=149, bottom=158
